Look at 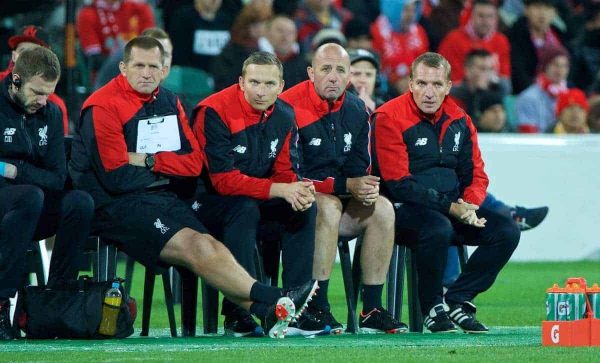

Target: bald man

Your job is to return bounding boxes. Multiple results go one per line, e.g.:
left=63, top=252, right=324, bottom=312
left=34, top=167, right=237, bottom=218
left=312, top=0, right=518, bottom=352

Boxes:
left=280, top=43, right=406, bottom=335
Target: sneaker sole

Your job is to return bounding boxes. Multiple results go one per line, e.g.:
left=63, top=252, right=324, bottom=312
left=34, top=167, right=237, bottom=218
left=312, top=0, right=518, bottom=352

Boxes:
left=429, top=329, right=458, bottom=333
left=285, top=326, right=331, bottom=337
left=330, top=326, right=344, bottom=335
left=224, top=328, right=265, bottom=338
left=461, top=329, right=489, bottom=334
left=360, top=327, right=408, bottom=334
left=268, top=297, right=296, bottom=339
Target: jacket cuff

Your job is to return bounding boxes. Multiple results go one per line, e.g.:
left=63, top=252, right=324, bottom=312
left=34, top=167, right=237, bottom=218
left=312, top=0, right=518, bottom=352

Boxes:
left=334, top=176, right=348, bottom=195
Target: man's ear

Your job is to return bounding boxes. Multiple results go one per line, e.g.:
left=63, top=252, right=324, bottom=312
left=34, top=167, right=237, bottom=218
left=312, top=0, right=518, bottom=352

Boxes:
left=119, top=61, right=126, bottom=75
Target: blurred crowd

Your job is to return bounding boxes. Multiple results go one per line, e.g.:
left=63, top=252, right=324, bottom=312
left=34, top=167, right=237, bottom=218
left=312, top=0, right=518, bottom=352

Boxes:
left=1, top=0, right=600, bottom=134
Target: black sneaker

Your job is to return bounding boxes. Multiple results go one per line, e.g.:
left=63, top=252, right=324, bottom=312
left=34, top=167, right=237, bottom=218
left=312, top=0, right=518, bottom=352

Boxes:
left=314, top=307, right=344, bottom=335
left=283, top=280, right=319, bottom=320
left=423, top=304, right=457, bottom=333
left=286, top=306, right=331, bottom=336
left=0, top=299, right=15, bottom=340
left=448, top=301, right=489, bottom=334
left=263, top=297, right=296, bottom=339
left=512, top=206, right=549, bottom=231
left=359, top=307, right=408, bottom=334
left=224, top=308, right=264, bottom=337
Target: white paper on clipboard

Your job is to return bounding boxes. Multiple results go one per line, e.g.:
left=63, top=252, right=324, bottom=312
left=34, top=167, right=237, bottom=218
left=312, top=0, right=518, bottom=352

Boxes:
left=136, top=115, right=181, bottom=153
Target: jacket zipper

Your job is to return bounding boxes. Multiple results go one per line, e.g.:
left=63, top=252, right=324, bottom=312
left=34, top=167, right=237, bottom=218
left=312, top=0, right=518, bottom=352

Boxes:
left=21, top=115, right=34, bottom=158
left=328, top=104, right=337, bottom=160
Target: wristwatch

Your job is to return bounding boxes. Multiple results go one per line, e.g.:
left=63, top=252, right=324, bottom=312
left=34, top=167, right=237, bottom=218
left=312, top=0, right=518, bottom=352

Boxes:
left=144, top=154, right=156, bottom=169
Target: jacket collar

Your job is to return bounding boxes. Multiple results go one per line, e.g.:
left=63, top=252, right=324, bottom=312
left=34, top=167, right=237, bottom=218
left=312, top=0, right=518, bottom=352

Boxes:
left=116, top=74, right=159, bottom=103
left=307, top=80, right=345, bottom=115
left=236, top=84, right=275, bottom=121
left=407, top=90, right=446, bottom=124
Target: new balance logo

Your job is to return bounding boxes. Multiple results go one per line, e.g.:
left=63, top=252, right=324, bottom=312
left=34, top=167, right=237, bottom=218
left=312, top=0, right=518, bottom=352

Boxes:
left=308, top=138, right=321, bottom=146
left=233, top=145, right=247, bottom=154
left=154, top=218, right=170, bottom=234
left=415, top=138, right=428, bottom=146
left=3, top=128, right=15, bottom=143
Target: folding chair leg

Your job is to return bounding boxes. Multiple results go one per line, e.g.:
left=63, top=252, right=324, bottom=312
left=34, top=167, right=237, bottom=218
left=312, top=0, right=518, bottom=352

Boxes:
left=351, top=237, right=362, bottom=311
left=338, top=239, right=358, bottom=333
left=179, top=267, right=198, bottom=337
left=394, top=246, right=406, bottom=320
left=140, top=269, right=156, bottom=336
left=33, top=242, right=46, bottom=286
left=170, top=268, right=182, bottom=305
left=458, top=245, right=469, bottom=271
left=201, top=281, right=219, bottom=334
left=386, top=244, right=405, bottom=320
left=161, top=271, right=178, bottom=337
left=407, top=250, right=423, bottom=332
left=124, top=256, right=135, bottom=296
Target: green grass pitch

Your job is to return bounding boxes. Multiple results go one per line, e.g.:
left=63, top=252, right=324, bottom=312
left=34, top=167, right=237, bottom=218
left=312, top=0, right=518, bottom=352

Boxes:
left=2, top=261, right=599, bottom=361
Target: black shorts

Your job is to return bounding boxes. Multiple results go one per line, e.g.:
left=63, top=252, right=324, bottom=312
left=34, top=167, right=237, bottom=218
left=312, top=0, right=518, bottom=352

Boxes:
left=93, top=191, right=208, bottom=269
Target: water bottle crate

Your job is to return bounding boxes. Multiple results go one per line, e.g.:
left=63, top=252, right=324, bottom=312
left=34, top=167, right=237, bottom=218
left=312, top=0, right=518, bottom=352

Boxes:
left=542, top=318, right=600, bottom=346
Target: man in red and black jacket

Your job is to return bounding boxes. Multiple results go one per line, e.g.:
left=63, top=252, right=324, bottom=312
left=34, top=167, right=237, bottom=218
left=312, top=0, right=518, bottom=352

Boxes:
left=280, top=43, right=406, bottom=335
left=70, top=37, right=318, bottom=339
left=191, top=51, right=317, bottom=337
left=373, top=52, right=520, bottom=334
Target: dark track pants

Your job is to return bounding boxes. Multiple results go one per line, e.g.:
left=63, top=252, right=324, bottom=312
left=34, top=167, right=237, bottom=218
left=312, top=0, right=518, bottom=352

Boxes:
left=192, top=195, right=316, bottom=315
left=394, top=203, right=520, bottom=314
left=0, top=185, right=94, bottom=298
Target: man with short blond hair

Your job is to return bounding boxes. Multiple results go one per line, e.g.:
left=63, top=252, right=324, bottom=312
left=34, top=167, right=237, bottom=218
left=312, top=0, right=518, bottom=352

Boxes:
left=191, top=51, right=317, bottom=337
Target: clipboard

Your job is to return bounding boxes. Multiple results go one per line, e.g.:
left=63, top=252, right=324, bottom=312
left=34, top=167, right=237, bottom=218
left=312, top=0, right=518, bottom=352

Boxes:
left=136, top=114, right=182, bottom=153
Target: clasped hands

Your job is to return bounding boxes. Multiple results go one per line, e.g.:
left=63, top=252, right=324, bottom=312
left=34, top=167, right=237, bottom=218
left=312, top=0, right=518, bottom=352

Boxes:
left=347, top=175, right=380, bottom=206
left=449, top=198, right=486, bottom=228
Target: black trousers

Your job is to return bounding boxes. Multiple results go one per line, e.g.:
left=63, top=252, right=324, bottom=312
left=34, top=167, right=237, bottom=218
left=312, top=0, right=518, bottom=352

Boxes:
left=193, top=195, right=316, bottom=315
left=394, top=203, right=520, bottom=314
left=0, top=185, right=94, bottom=299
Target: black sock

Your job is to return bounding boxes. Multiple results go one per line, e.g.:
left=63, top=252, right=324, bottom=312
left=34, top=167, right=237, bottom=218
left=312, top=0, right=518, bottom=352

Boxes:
left=249, top=302, right=269, bottom=320
left=250, top=282, right=282, bottom=304
left=311, top=279, right=330, bottom=309
left=362, top=284, right=384, bottom=312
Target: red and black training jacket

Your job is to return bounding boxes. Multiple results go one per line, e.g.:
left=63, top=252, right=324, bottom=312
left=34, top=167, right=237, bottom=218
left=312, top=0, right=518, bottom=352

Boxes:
left=192, top=84, right=299, bottom=200
left=69, top=74, right=202, bottom=208
left=372, top=93, right=488, bottom=213
left=279, top=80, right=371, bottom=195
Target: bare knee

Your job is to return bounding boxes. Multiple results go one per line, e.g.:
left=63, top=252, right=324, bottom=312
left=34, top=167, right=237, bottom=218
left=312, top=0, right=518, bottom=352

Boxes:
left=370, top=196, right=395, bottom=228
left=162, top=229, right=231, bottom=270
left=316, top=193, right=343, bottom=229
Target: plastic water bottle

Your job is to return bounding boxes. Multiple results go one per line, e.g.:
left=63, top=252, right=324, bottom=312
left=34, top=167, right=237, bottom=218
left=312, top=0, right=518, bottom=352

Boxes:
left=98, top=282, right=122, bottom=336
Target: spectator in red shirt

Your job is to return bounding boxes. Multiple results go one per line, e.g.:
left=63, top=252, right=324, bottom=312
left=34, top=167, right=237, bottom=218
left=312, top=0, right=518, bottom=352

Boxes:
left=77, top=0, right=155, bottom=70
left=438, top=0, right=511, bottom=91
left=294, top=0, right=353, bottom=52
left=1, top=25, right=69, bottom=135
left=371, top=0, right=429, bottom=95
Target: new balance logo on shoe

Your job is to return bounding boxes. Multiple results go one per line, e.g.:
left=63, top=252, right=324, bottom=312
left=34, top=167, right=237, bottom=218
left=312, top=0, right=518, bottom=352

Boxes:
left=233, top=145, right=247, bottom=154
left=308, top=138, right=322, bottom=146
left=415, top=138, right=428, bottom=146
